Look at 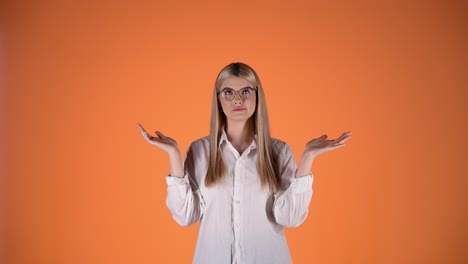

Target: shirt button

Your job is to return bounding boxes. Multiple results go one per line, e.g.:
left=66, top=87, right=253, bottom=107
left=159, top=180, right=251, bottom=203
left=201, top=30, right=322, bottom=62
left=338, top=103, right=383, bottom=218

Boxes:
left=235, top=200, right=240, bottom=204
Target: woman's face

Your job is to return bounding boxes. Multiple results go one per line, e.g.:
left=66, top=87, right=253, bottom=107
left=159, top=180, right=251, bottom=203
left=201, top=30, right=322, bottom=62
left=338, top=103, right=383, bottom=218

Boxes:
left=218, top=76, right=257, bottom=124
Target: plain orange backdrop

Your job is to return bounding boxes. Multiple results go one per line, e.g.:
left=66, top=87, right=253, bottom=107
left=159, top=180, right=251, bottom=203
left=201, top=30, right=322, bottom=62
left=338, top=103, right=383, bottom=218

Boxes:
left=1, top=0, right=467, bottom=263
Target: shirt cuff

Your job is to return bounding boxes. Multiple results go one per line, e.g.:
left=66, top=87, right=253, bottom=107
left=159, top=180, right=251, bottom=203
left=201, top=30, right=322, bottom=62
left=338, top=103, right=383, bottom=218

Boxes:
left=291, top=173, right=314, bottom=194
left=165, top=172, right=189, bottom=186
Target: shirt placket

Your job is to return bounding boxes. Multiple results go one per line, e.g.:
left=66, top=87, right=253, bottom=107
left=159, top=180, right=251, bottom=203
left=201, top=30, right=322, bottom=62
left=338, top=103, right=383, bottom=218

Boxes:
left=233, top=156, right=243, bottom=263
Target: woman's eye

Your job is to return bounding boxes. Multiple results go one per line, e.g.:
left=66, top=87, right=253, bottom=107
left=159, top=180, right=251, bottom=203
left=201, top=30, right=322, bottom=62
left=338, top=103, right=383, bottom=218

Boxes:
left=241, top=89, right=251, bottom=95
left=224, top=90, right=233, bottom=95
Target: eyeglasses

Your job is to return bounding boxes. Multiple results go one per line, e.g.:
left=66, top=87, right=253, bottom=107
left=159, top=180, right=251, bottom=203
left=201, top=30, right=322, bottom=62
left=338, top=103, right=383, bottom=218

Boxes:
left=217, top=87, right=257, bottom=101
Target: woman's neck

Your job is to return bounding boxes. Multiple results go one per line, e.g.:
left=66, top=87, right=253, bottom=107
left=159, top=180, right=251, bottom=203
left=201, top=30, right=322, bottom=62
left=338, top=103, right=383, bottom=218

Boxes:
left=225, top=119, right=255, bottom=150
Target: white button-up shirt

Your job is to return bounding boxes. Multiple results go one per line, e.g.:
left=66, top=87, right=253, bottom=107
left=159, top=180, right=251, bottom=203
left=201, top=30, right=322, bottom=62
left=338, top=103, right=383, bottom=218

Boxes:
left=165, top=129, right=314, bottom=264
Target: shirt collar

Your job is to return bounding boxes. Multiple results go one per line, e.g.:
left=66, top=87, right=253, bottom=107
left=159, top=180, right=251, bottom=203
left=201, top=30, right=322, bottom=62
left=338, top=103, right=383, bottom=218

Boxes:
left=219, top=127, right=257, bottom=150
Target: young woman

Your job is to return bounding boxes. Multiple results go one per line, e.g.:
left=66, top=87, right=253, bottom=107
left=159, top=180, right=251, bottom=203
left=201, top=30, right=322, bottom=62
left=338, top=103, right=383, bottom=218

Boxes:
left=137, top=62, right=352, bottom=264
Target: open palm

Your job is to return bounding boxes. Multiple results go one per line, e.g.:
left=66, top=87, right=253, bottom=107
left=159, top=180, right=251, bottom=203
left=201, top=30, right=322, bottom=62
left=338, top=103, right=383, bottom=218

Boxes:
left=305, top=131, right=352, bottom=157
left=136, top=123, right=178, bottom=154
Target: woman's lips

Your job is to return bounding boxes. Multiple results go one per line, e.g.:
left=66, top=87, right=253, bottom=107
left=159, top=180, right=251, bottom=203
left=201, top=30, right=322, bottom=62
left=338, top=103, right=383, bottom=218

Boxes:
left=233, top=108, right=246, bottom=112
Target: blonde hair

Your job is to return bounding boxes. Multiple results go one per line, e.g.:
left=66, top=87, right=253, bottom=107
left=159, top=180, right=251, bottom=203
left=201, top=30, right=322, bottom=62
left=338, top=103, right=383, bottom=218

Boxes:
left=205, top=62, right=281, bottom=192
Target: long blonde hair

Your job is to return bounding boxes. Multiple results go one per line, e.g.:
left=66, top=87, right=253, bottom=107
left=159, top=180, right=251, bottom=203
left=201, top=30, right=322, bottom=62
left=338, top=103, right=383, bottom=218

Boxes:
left=205, top=62, right=281, bottom=192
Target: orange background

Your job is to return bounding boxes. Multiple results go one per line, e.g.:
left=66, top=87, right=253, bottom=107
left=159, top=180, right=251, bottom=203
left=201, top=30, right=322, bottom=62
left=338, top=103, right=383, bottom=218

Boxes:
left=1, top=0, right=467, bottom=263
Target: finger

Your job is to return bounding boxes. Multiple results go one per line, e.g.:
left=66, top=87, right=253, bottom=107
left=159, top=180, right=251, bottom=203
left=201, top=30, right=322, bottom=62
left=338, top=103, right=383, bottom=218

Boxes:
left=333, top=143, right=346, bottom=148
left=139, top=128, right=152, bottom=139
left=335, top=131, right=351, bottom=143
left=156, top=131, right=165, bottom=138
left=149, top=134, right=164, bottom=142
left=145, top=133, right=154, bottom=141
left=136, top=123, right=143, bottom=132
left=336, top=132, right=348, bottom=142
left=138, top=127, right=149, bottom=138
left=137, top=126, right=155, bottom=141
left=339, top=132, right=353, bottom=143
left=137, top=123, right=149, bottom=134
left=343, top=131, right=352, bottom=137
left=310, top=135, right=326, bottom=144
left=329, top=141, right=345, bottom=147
left=330, top=138, right=343, bottom=145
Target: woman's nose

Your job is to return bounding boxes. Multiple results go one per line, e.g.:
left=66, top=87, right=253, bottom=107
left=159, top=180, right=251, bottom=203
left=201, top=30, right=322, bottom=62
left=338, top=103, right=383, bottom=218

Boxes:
left=233, top=93, right=243, bottom=104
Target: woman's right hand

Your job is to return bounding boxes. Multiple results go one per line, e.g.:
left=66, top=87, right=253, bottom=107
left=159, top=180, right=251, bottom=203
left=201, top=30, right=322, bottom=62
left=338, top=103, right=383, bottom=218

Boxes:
left=136, top=123, right=179, bottom=154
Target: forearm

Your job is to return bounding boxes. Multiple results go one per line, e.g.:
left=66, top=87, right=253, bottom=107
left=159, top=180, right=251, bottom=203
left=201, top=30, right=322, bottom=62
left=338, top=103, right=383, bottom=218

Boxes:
left=295, top=152, right=315, bottom=177
left=273, top=185, right=313, bottom=227
left=168, top=149, right=185, bottom=178
left=273, top=145, right=314, bottom=227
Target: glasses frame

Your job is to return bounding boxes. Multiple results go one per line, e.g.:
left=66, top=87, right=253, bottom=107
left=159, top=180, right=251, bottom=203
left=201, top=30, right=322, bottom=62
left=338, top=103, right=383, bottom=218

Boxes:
left=217, top=86, right=257, bottom=101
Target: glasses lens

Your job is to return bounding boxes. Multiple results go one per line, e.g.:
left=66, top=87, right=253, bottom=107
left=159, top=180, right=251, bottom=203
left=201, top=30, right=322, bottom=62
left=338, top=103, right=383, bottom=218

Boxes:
left=223, top=89, right=234, bottom=100
left=240, top=88, right=252, bottom=99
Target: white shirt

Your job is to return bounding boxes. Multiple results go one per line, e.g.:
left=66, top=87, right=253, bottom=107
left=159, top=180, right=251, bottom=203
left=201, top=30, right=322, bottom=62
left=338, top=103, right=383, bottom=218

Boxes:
left=165, top=129, right=314, bottom=264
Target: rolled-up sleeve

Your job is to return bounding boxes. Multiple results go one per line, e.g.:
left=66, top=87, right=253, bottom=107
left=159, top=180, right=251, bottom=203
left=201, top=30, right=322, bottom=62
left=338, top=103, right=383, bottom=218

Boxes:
left=272, top=143, right=314, bottom=228
left=165, top=143, right=205, bottom=227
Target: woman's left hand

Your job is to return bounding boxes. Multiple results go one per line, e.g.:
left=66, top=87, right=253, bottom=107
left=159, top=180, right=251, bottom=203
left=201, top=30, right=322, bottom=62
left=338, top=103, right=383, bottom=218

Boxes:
left=304, top=131, right=352, bottom=158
